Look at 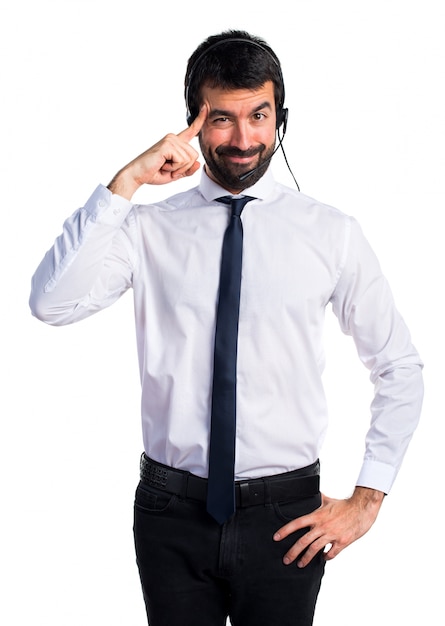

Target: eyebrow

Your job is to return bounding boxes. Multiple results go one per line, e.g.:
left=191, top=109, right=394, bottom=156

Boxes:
left=209, top=101, right=273, bottom=118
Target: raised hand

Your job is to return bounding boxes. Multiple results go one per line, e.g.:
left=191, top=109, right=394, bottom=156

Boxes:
left=107, top=106, right=207, bottom=200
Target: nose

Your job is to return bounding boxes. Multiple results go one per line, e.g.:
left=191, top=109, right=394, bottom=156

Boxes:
left=228, top=120, right=252, bottom=151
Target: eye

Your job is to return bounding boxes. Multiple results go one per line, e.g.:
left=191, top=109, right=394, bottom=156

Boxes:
left=212, top=116, right=232, bottom=126
left=252, top=112, right=267, bottom=122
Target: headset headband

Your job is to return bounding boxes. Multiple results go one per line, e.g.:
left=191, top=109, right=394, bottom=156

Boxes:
left=185, top=37, right=287, bottom=129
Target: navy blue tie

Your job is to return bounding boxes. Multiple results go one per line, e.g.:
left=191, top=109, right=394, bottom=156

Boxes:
left=207, top=195, right=255, bottom=524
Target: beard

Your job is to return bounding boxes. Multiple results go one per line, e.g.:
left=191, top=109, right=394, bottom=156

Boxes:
left=199, top=139, right=276, bottom=191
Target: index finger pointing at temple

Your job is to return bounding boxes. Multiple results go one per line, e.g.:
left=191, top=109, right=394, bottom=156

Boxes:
left=177, top=105, right=208, bottom=142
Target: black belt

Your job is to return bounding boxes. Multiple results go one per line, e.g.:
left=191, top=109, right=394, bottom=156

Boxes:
left=140, top=454, right=320, bottom=508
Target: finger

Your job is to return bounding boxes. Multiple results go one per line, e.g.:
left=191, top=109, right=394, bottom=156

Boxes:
left=178, top=104, right=208, bottom=142
left=183, top=161, right=201, bottom=177
left=273, top=516, right=312, bottom=542
left=297, top=538, right=343, bottom=567
left=170, top=161, right=201, bottom=180
left=161, top=158, right=201, bottom=182
left=162, top=154, right=200, bottom=175
left=273, top=495, right=325, bottom=542
left=159, top=140, right=198, bottom=173
left=281, top=528, right=319, bottom=565
left=281, top=530, right=329, bottom=567
left=323, top=543, right=337, bottom=561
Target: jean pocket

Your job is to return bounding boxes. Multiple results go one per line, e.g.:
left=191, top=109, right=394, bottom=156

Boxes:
left=273, top=493, right=321, bottom=524
left=134, top=481, right=177, bottom=514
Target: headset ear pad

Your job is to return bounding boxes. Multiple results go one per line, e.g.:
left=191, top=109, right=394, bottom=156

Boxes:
left=277, top=107, right=288, bottom=133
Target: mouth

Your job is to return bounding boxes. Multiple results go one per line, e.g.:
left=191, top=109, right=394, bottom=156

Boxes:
left=216, top=145, right=264, bottom=161
left=225, top=154, right=256, bottom=165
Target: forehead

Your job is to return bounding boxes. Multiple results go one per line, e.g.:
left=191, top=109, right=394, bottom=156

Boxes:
left=200, top=81, right=275, bottom=112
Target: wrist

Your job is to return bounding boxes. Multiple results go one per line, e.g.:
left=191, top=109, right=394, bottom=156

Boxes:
left=351, top=486, right=385, bottom=508
left=107, top=165, right=141, bottom=200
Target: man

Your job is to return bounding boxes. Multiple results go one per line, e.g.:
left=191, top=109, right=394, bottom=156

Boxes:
left=30, top=30, right=423, bottom=626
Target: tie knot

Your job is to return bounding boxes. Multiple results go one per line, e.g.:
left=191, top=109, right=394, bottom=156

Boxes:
left=216, top=195, right=255, bottom=217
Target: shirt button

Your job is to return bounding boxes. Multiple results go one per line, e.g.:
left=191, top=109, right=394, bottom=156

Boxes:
left=113, top=208, right=121, bottom=215
left=98, top=200, right=106, bottom=208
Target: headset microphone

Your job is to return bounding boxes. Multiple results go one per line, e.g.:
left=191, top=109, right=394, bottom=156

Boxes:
left=238, top=139, right=283, bottom=182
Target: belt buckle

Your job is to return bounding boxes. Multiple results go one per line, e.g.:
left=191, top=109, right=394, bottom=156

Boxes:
left=237, top=479, right=265, bottom=507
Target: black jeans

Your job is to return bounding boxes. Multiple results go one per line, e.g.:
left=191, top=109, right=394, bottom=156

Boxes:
left=133, top=474, right=325, bottom=626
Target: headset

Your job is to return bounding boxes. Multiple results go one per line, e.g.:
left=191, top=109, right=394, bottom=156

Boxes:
left=184, top=36, right=299, bottom=190
left=185, top=37, right=288, bottom=131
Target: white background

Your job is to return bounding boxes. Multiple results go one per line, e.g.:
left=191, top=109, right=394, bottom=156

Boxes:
left=1, top=1, right=443, bottom=624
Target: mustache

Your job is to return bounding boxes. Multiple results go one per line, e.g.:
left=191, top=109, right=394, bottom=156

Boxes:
left=215, top=144, right=266, bottom=158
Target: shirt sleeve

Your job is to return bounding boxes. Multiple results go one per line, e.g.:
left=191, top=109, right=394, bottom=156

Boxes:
left=330, top=216, right=424, bottom=494
left=29, top=184, right=135, bottom=325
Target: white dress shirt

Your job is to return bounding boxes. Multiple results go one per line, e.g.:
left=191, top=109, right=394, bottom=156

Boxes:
left=30, top=168, right=423, bottom=493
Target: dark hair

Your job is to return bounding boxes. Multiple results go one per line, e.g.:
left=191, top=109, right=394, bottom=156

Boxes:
left=184, top=30, right=285, bottom=125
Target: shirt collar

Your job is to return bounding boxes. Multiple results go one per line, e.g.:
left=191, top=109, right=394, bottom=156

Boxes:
left=199, top=166, right=275, bottom=203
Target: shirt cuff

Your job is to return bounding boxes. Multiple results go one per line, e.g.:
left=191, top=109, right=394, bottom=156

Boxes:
left=356, top=460, right=397, bottom=495
left=84, top=184, right=134, bottom=227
